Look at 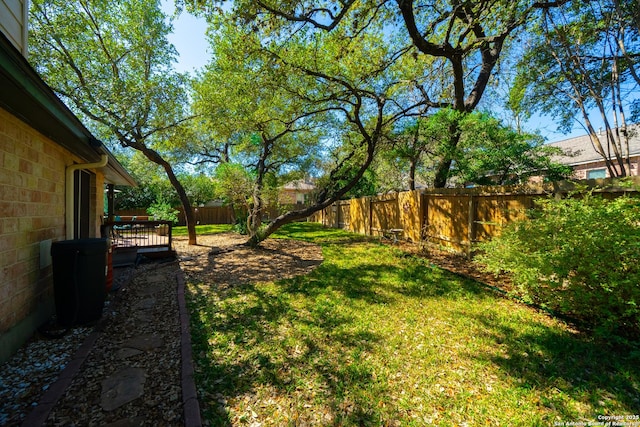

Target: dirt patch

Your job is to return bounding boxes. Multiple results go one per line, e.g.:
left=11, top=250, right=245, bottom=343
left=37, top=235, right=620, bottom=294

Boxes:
left=173, top=233, right=324, bottom=288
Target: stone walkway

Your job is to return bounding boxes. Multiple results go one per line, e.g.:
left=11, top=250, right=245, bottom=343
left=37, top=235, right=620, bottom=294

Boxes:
left=20, top=260, right=201, bottom=426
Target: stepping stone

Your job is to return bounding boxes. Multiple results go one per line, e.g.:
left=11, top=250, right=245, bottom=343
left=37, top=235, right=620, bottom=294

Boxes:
left=147, top=273, right=167, bottom=282
left=101, top=367, right=146, bottom=411
left=134, top=311, right=153, bottom=323
left=135, top=284, right=163, bottom=297
left=116, top=347, right=143, bottom=360
left=104, top=417, right=146, bottom=427
left=133, top=297, right=155, bottom=310
left=123, top=334, right=163, bottom=351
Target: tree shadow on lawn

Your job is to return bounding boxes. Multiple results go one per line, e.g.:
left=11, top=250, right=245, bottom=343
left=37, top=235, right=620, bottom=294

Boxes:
left=282, top=246, right=492, bottom=306
left=188, top=224, right=640, bottom=424
left=466, top=309, right=640, bottom=418
left=188, top=278, right=389, bottom=426
left=188, top=247, right=504, bottom=426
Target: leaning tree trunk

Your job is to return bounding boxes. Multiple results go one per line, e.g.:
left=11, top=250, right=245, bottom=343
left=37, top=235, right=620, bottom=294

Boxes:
left=168, top=169, right=197, bottom=245
left=132, top=140, right=197, bottom=245
left=245, top=139, right=377, bottom=247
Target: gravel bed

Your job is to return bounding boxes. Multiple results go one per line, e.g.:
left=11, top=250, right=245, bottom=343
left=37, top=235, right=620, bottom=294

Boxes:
left=0, top=265, right=138, bottom=426
left=1, top=232, right=322, bottom=427
left=0, top=326, right=91, bottom=425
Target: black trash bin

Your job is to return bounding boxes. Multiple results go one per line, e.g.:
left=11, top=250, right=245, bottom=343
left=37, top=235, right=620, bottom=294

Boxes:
left=51, top=238, right=108, bottom=326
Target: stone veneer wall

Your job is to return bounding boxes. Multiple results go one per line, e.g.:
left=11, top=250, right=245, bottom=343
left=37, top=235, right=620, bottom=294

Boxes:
left=0, top=107, right=104, bottom=362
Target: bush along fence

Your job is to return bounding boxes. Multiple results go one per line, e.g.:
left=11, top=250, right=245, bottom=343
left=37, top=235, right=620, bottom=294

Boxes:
left=309, top=177, right=640, bottom=254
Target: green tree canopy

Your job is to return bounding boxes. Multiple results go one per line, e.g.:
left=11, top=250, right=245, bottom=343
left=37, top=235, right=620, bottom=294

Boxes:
left=29, top=0, right=199, bottom=243
left=192, top=12, right=418, bottom=244
left=448, top=112, right=573, bottom=185
left=375, top=110, right=572, bottom=189
left=511, top=0, right=640, bottom=177
left=184, top=0, right=567, bottom=188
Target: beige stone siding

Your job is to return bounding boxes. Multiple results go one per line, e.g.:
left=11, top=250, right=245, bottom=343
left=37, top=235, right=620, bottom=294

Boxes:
left=0, top=107, right=104, bottom=336
left=279, top=189, right=298, bottom=205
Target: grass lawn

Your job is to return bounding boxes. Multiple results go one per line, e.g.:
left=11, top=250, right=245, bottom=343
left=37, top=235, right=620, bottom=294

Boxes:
left=185, top=222, right=640, bottom=426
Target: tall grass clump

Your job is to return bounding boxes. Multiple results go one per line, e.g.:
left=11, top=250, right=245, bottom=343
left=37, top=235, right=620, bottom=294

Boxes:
left=476, top=192, right=640, bottom=341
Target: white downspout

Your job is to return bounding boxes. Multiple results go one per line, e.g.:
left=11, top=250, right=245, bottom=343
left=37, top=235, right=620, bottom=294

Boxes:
left=65, top=155, right=109, bottom=240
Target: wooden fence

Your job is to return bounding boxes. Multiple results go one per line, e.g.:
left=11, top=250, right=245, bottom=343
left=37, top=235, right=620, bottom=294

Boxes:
left=113, top=206, right=235, bottom=226
left=114, top=177, right=639, bottom=253
left=310, top=177, right=640, bottom=253
left=114, top=205, right=283, bottom=226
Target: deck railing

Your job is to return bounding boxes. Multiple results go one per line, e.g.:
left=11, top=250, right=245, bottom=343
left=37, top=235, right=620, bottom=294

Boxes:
left=102, top=220, right=174, bottom=260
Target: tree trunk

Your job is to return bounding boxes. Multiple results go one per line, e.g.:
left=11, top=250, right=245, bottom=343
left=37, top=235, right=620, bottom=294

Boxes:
left=133, top=140, right=198, bottom=245
left=433, top=158, right=453, bottom=188
left=432, top=121, right=462, bottom=188
left=409, top=158, right=417, bottom=191
left=170, top=170, right=198, bottom=245
left=245, top=139, right=377, bottom=247
left=246, top=138, right=270, bottom=243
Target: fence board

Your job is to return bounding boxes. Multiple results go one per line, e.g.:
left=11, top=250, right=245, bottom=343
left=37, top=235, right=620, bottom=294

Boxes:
left=337, top=201, right=351, bottom=229
left=116, top=206, right=234, bottom=226
left=371, top=195, right=400, bottom=235
left=424, top=194, right=470, bottom=251
left=398, top=190, right=422, bottom=242
left=191, top=206, right=235, bottom=225
left=349, top=197, right=370, bottom=235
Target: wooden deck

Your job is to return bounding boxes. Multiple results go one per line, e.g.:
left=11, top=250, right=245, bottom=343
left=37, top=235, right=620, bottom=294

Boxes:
left=103, top=220, right=175, bottom=262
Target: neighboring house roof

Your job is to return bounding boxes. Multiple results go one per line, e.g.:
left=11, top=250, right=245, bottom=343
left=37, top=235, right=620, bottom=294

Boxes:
left=548, top=125, right=640, bottom=167
left=282, top=179, right=316, bottom=191
left=0, top=31, right=136, bottom=187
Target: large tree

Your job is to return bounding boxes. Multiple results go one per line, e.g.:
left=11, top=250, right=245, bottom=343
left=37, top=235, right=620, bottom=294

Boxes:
left=193, top=14, right=421, bottom=245
left=379, top=117, right=434, bottom=191
left=186, top=0, right=567, bottom=188
left=29, top=0, right=199, bottom=244
left=193, top=22, right=329, bottom=240
left=511, top=0, right=640, bottom=177
left=376, top=110, right=572, bottom=189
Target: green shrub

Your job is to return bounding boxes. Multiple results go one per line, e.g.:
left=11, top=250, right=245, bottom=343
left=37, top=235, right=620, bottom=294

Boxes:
left=475, top=193, right=640, bottom=340
left=233, top=216, right=248, bottom=235
left=146, top=198, right=180, bottom=224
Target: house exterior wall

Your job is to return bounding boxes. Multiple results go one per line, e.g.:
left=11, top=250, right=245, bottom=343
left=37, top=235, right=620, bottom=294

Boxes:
left=569, top=156, right=640, bottom=180
left=279, top=189, right=298, bottom=205
left=0, top=0, right=28, bottom=56
left=279, top=189, right=313, bottom=205
left=0, top=106, right=105, bottom=362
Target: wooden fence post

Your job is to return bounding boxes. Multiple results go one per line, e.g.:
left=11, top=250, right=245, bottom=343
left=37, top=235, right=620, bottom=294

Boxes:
left=368, top=197, right=373, bottom=237
left=467, top=194, right=475, bottom=259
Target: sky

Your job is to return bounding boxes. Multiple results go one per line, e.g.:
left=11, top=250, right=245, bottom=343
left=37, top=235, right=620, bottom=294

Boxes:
left=161, top=0, right=209, bottom=74
left=160, top=1, right=590, bottom=143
